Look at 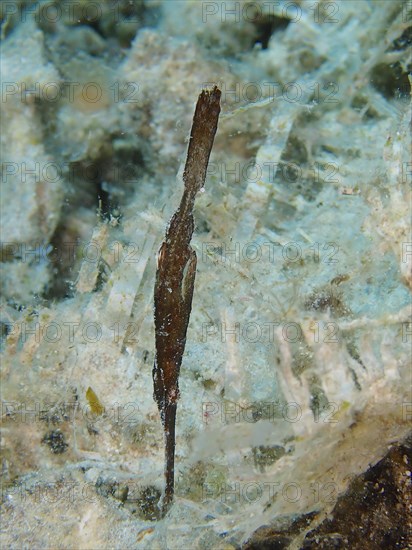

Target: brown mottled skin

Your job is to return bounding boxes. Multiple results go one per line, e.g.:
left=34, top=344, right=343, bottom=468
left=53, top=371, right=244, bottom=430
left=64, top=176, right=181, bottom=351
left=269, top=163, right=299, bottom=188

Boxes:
left=153, top=87, right=221, bottom=514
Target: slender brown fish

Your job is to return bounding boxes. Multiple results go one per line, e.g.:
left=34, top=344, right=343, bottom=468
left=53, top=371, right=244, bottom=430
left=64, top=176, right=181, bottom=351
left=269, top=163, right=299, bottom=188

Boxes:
left=153, top=86, right=221, bottom=515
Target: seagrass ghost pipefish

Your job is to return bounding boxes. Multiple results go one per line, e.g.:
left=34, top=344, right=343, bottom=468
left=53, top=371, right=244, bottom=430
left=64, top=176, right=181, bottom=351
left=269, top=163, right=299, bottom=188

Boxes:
left=153, top=86, right=221, bottom=516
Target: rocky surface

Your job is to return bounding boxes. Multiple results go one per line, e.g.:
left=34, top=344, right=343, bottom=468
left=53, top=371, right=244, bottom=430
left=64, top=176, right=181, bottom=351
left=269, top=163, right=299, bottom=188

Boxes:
left=1, top=1, right=411, bottom=548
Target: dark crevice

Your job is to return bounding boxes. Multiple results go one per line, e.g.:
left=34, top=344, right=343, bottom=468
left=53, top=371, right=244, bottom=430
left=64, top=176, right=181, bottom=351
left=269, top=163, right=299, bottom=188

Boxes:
left=40, top=140, right=148, bottom=302
left=389, top=26, right=412, bottom=51
left=370, top=61, right=411, bottom=100
left=96, top=180, right=112, bottom=221
left=253, top=15, right=290, bottom=49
